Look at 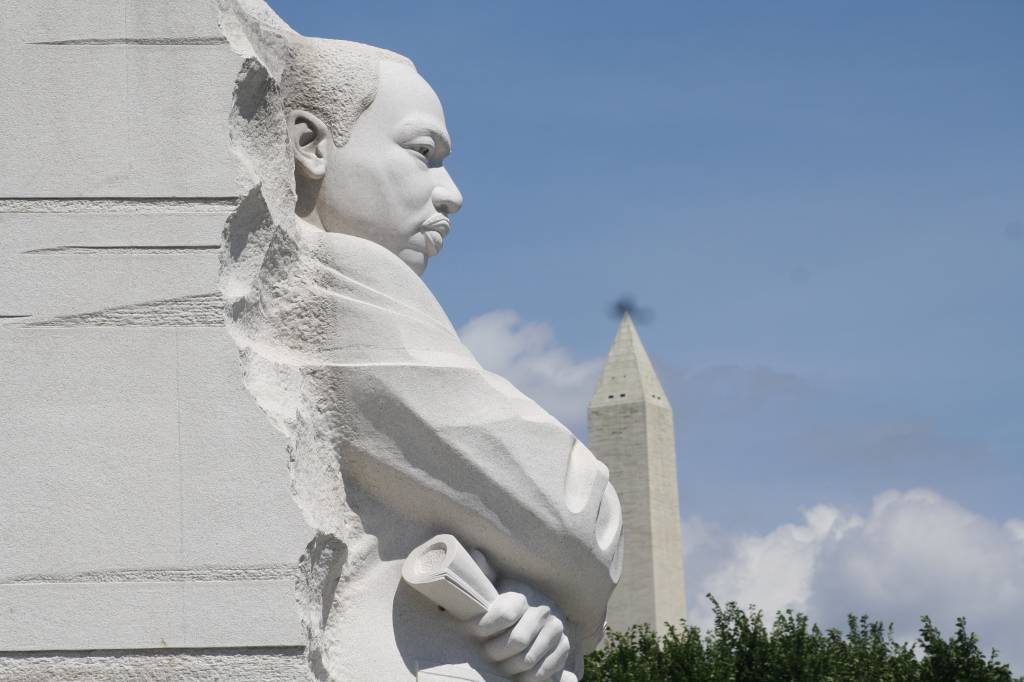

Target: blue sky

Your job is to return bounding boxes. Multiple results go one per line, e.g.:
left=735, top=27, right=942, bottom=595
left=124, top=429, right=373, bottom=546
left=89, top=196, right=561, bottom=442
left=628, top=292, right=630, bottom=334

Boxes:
left=270, top=0, right=1023, bottom=663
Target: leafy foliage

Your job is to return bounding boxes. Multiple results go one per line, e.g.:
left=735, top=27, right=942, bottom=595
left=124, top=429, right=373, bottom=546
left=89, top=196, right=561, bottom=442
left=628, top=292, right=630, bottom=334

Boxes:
left=584, top=596, right=1020, bottom=681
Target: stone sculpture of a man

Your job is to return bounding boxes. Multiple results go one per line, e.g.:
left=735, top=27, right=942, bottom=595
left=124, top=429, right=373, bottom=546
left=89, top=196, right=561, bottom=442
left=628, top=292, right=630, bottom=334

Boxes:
left=217, top=2, right=623, bottom=680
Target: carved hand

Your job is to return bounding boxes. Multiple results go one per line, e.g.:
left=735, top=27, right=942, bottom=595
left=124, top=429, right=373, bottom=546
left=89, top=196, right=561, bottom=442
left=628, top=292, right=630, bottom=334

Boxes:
left=468, top=551, right=577, bottom=682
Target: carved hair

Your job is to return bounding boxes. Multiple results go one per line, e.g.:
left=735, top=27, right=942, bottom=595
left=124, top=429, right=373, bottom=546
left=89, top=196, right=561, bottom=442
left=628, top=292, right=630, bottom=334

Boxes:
left=282, top=38, right=413, bottom=148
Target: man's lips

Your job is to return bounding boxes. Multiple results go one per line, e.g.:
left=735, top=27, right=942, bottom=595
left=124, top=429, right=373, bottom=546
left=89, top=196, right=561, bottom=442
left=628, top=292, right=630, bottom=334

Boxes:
left=420, top=215, right=450, bottom=257
left=422, top=214, right=450, bottom=237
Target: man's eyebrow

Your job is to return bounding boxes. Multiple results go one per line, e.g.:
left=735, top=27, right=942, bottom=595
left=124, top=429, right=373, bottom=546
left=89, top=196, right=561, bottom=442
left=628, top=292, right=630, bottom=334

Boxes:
left=396, top=119, right=452, bottom=156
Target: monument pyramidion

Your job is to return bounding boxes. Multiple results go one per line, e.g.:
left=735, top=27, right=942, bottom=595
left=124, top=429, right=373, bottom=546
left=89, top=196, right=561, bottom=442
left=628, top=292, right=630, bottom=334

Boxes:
left=588, top=312, right=687, bottom=634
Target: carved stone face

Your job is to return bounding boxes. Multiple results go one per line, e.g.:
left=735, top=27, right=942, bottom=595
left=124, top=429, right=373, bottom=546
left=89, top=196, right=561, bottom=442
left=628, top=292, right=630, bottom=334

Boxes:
left=315, top=61, right=463, bottom=275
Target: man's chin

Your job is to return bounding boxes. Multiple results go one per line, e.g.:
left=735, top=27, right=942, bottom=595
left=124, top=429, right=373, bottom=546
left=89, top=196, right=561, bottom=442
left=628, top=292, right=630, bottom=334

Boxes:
left=398, top=248, right=428, bottom=276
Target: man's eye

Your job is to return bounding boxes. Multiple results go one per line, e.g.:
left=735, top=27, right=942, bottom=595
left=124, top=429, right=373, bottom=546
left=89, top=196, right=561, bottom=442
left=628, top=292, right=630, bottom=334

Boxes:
left=416, top=146, right=432, bottom=158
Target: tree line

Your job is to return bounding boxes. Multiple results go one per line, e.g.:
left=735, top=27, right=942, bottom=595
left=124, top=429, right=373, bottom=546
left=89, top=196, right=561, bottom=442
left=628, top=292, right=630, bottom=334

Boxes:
left=584, top=597, right=1021, bottom=681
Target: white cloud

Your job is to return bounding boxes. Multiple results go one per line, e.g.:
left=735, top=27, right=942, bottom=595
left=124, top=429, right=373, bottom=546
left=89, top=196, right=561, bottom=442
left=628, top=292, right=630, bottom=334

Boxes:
left=1007, top=519, right=1024, bottom=545
left=459, top=310, right=602, bottom=433
left=687, top=506, right=863, bottom=625
left=685, top=489, right=1024, bottom=669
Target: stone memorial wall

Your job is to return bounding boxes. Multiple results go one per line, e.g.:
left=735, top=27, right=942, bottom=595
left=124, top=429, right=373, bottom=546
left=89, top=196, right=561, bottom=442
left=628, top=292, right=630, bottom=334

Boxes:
left=0, top=1, right=310, bottom=678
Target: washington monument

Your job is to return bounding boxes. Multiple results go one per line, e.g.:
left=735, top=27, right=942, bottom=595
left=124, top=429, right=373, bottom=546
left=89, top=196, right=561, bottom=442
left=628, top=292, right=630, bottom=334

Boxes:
left=588, top=312, right=686, bottom=634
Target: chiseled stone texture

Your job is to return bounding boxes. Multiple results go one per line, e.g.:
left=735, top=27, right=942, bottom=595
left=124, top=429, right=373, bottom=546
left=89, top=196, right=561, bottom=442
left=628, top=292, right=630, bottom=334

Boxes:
left=588, top=313, right=687, bottom=635
left=0, top=648, right=309, bottom=682
left=0, top=0, right=309, bottom=675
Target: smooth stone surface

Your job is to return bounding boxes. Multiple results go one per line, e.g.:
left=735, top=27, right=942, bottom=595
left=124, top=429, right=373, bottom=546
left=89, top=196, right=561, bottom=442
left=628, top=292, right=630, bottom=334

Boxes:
left=0, top=0, right=309, bottom=671
left=0, top=0, right=240, bottom=197
left=0, top=581, right=301, bottom=650
left=0, top=648, right=309, bottom=682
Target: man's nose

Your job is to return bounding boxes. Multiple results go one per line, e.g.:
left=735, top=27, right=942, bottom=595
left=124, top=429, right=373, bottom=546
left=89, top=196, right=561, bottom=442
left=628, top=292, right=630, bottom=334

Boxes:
left=431, top=168, right=463, bottom=216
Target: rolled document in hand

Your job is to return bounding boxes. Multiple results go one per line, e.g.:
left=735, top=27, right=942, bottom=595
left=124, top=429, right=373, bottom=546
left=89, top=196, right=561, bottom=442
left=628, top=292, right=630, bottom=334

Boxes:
left=402, top=534, right=500, bottom=621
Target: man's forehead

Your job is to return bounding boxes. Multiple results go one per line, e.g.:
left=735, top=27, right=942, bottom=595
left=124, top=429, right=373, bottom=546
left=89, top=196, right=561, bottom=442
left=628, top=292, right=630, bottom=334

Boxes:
left=372, top=62, right=450, bottom=145
left=375, top=61, right=443, bottom=115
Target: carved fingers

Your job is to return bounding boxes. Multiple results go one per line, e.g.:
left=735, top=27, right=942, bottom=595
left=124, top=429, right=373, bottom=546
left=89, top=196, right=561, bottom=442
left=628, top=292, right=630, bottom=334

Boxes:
left=513, top=630, right=571, bottom=681
left=474, top=600, right=569, bottom=681
left=484, top=603, right=548, bottom=662
left=463, top=555, right=573, bottom=682
left=471, top=591, right=529, bottom=639
left=520, top=615, right=565, bottom=672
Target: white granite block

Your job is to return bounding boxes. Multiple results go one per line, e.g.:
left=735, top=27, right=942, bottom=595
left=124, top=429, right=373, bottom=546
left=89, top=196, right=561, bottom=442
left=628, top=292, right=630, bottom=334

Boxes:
left=0, top=580, right=303, bottom=650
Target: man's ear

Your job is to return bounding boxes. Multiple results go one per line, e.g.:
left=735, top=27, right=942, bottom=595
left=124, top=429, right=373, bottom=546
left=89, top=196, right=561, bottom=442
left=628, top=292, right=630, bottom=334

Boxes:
left=288, top=110, right=331, bottom=180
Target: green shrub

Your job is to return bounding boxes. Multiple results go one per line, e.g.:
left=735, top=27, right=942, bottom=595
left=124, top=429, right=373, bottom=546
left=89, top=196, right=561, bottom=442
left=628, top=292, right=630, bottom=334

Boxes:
left=584, top=596, right=1020, bottom=681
